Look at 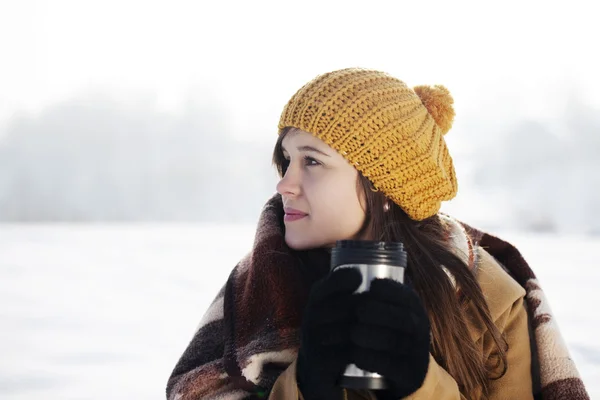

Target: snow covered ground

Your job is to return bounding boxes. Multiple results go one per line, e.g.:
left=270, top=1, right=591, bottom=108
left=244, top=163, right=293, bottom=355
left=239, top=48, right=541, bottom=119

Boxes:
left=0, top=224, right=598, bottom=399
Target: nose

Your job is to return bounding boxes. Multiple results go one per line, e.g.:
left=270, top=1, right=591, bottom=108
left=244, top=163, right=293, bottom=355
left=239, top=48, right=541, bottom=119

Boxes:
left=276, top=166, right=301, bottom=198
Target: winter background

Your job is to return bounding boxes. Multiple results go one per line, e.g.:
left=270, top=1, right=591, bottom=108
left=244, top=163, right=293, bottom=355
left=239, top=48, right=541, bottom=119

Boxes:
left=1, top=0, right=599, bottom=399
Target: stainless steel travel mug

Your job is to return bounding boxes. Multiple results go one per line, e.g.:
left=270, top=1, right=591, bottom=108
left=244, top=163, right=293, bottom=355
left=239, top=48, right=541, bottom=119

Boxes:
left=330, top=240, right=407, bottom=391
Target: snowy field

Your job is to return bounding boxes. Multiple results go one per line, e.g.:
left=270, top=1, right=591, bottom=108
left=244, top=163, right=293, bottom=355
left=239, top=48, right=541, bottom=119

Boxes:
left=0, top=224, right=598, bottom=399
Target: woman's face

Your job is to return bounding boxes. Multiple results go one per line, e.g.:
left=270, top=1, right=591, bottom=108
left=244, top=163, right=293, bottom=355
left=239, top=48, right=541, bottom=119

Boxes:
left=276, top=128, right=367, bottom=250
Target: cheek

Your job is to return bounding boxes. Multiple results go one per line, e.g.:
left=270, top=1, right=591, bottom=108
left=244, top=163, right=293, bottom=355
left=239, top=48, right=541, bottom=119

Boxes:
left=312, top=173, right=366, bottom=231
left=332, top=188, right=365, bottom=227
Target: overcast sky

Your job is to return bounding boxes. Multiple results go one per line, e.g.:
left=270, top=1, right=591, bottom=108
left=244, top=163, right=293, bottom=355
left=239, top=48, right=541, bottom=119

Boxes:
left=1, top=0, right=599, bottom=142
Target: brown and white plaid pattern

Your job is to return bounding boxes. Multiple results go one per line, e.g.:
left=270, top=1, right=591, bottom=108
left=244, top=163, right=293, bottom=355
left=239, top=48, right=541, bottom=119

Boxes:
left=462, top=222, right=589, bottom=400
left=166, top=195, right=589, bottom=399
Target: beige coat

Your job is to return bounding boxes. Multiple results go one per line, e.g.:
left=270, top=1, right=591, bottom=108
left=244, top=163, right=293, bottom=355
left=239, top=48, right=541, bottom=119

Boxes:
left=268, top=246, right=534, bottom=400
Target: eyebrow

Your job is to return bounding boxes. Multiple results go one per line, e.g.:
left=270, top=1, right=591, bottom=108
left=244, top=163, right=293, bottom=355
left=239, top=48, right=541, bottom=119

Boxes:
left=281, top=145, right=331, bottom=157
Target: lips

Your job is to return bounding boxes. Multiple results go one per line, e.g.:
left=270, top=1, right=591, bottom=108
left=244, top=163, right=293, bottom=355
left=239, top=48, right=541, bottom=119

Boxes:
left=284, top=207, right=308, bottom=222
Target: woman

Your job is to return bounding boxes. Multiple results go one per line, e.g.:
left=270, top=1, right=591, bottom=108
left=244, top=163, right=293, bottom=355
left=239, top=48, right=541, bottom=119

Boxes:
left=166, top=68, right=589, bottom=399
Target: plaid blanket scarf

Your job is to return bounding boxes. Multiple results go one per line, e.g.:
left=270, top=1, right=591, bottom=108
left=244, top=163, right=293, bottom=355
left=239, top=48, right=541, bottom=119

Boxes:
left=166, top=195, right=589, bottom=399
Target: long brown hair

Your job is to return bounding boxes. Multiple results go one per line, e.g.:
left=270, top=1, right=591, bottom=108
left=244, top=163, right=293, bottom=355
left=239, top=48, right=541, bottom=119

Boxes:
left=272, top=127, right=508, bottom=398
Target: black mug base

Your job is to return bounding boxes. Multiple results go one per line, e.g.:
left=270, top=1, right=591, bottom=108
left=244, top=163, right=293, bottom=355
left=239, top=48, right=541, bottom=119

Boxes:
left=339, top=375, right=388, bottom=390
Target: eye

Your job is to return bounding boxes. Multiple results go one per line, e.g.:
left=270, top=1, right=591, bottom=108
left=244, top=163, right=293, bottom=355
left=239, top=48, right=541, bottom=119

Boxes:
left=280, top=155, right=321, bottom=176
left=303, top=155, right=322, bottom=167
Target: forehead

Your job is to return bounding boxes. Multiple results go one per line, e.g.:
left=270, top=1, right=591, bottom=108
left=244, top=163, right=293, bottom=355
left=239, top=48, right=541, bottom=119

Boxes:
left=281, top=128, right=326, bottom=149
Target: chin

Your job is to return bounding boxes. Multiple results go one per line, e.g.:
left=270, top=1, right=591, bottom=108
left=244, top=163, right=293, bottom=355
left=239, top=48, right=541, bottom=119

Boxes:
left=284, top=234, right=326, bottom=251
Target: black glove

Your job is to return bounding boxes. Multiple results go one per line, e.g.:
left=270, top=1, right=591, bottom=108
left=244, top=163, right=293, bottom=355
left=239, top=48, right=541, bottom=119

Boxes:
left=351, top=278, right=431, bottom=399
left=296, top=267, right=362, bottom=400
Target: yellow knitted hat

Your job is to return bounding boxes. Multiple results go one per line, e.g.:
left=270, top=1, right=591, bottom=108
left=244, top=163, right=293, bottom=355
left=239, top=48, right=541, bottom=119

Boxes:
left=277, top=67, right=458, bottom=221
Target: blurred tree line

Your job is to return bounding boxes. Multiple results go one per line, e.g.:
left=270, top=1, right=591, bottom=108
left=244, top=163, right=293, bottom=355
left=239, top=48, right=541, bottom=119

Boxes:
left=0, top=92, right=598, bottom=234
left=0, top=93, right=277, bottom=223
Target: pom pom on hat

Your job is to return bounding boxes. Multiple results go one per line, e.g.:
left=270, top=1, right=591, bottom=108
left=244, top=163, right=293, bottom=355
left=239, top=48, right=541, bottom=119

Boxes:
left=413, top=85, right=455, bottom=135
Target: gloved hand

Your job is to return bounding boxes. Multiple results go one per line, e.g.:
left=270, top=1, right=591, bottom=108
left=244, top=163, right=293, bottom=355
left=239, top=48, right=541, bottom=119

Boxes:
left=296, top=267, right=362, bottom=400
left=351, top=278, right=431, bottom=399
